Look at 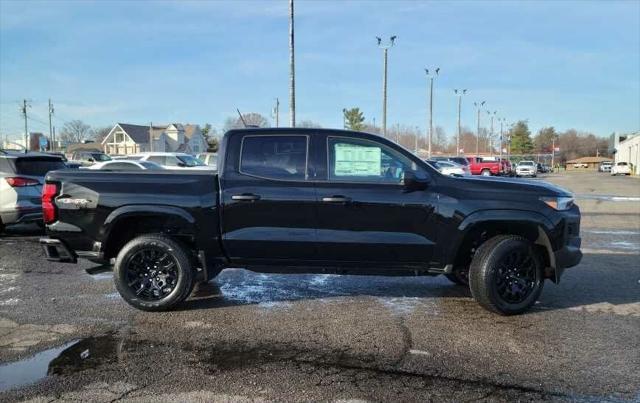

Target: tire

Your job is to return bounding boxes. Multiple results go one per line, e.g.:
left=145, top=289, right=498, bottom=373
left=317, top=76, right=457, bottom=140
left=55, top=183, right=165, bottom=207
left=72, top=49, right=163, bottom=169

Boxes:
left=445, top=266, right=469, bottom=286
left=113, top=235, right=195, bottom=311
left=468, top=235, right=544, bottom=315
left=481, top=169, right=491, bottom=176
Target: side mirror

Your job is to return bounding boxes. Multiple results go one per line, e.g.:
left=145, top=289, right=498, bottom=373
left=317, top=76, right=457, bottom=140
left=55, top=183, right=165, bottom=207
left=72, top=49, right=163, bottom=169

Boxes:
left=403, top=170, right=429, bottom=192
left=87, top=158, right=95, bottom=163
left=176, top=162, right=186, bottom=167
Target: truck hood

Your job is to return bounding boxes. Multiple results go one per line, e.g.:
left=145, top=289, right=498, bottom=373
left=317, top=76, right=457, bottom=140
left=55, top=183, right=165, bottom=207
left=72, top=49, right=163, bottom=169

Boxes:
left=452, top=175, right=572, bottom=197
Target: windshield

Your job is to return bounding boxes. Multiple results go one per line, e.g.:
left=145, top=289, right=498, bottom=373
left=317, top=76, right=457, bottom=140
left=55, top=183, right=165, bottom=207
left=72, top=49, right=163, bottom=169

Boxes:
left=15, top=157, right=66, bottom=176
left=92, top=153, right=111, bottom=162
left=140, top=161, right=164, bottom=170
left=519, top=161, right=534, bottom=166
left=177, top=155, right=205, bottom=167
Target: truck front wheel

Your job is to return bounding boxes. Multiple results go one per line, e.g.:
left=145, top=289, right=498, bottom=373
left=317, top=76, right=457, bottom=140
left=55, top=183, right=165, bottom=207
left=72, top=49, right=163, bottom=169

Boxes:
left=469, top=235, right=544, bottom=315
left=481, top=169, right=491, bottom=176
left=114, top=235, right=195, bottom=311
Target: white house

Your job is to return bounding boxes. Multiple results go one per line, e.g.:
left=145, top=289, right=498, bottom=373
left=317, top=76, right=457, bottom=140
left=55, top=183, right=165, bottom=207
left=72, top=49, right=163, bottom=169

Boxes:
left=101, top=123, right=209, bottom=155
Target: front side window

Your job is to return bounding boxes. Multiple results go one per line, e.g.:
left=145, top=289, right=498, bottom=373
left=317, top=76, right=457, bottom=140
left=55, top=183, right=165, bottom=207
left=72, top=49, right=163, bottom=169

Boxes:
left=148, top=156, right=166, bottom=165
left=328, top=137, right=414, bottom=184
left=240, top=135, right=307, bottom=180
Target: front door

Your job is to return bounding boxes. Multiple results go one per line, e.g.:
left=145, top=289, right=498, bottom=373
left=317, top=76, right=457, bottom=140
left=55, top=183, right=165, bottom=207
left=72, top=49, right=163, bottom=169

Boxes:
left=220, top=133, right=318, bottom=263
left=314, top=135, right=438, bottom=267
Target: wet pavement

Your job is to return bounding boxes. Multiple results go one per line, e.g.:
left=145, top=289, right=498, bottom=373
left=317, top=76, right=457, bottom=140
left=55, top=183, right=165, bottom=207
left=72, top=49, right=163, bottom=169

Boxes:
left=0, top=172, right=639, bottom=402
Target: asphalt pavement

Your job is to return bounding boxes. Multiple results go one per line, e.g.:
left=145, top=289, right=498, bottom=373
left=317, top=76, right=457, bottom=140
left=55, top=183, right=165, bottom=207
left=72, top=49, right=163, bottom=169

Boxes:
left=0, top=171, right=638, bottom=402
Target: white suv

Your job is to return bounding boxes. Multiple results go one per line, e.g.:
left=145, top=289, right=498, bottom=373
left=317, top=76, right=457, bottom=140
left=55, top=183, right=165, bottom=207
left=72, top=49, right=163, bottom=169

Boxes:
left=611, top=162, right=631, bottom=176
left=127, top=152, right=213, bottom=170
left=515, top=160, right=537, bottom=177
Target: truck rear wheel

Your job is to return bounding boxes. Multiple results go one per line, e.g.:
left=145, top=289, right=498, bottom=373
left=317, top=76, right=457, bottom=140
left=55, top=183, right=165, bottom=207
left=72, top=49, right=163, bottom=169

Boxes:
left=113, top=235, right=194, bottom=311
left=481, top=169, right=491, bottom=176
left=468, top=235, right=544, bottom=315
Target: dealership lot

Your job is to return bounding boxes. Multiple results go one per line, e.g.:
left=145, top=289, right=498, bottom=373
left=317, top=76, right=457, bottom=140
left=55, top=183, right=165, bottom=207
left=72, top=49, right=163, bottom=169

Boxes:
left=0, top=172, right=638, bottom=402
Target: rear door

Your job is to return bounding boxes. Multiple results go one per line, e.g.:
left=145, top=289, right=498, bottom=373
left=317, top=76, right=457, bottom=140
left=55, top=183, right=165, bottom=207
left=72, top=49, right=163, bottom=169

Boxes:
left=220, top=133, right=318, bottom=263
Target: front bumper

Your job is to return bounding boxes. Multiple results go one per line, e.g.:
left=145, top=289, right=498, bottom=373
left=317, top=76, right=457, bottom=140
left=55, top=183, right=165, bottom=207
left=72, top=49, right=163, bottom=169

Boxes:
left=40, top=238, right=77, bottom=263
left=550, top=206, right=582, bottom=281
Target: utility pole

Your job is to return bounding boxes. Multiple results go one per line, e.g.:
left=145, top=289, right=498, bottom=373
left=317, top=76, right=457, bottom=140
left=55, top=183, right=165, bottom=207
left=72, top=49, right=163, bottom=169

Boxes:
left=474, top=101, right=485, bottom=157
left=272, top=98, right=280, bottom=127
left=376, top=35, right=396, bottom=138
left=21, top=100, right=30, bottom=152
left=48, top=99, right=54, bottom=151
left=454, top=89, right=466, bottom=156
left=424, top=68, right=439, bottom=157
left=149, top=122, right=153, bottom=153
left=498, top=117, right=505, bottom=162
left=487, top=110, right=496, bottom=156
left=551, top=136, right=556, bottom=171
left=289, top=0, right=296, bottom=127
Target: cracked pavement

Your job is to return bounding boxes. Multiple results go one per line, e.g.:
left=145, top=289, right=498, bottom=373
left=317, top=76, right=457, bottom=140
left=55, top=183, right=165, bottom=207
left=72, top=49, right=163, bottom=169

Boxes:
left=0, top=172, right=638, bottom=402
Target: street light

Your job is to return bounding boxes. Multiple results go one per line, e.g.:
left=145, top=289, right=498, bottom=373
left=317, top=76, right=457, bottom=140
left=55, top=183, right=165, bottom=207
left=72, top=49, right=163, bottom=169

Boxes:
left=498, top=117, right=506, bottom=161
left=473, top=101, right=486, bottom=156
left=424, top=67, right=439, bottom=157
left=376, top=35, right=396, bottom=139
left=454, top=89, right=467, bottom=156
left=487, top=110, right=497, bottom=155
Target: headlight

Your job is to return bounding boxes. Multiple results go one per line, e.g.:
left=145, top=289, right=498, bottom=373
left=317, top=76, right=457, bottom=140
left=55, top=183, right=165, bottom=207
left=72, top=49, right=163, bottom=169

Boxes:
left=540, top=196, right=574, bottom=210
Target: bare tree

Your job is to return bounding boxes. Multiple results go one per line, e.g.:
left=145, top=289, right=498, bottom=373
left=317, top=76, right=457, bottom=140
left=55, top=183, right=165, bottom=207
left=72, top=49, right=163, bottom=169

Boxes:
left=59, top=120, right=93, bottom=144
left=223, top=113, right=271, bottom=132
left=298, top=120, right=322, bottom=128
left=93, top=126, right=112, bottom=143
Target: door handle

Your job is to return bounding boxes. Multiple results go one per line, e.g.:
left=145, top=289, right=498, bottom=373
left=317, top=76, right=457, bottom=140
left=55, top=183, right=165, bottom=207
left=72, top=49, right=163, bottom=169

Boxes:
left=322, top=196, right=351, bottom=203
left=232, top=194, right=261, bottom=201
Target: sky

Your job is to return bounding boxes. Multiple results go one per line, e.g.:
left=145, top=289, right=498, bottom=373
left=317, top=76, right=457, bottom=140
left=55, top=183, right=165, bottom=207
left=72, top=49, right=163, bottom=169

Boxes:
left=1, top=0, right=639, bottom=142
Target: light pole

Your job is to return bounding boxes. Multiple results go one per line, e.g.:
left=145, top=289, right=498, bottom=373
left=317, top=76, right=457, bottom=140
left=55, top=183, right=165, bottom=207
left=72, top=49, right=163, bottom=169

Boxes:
left=474, top=101, right=485, bottom=156
left=376, top=35, right=396, bottom=138
left=487, top=110, right=496, bottom=156
left=454, top=89, right=466, bottom=156
left=424, top=68, right=439, bottom=157
left=342, top=108, right=347, bottom=129
left=289, top=0, right=295, bottom=127
left=498, top=117, right=506, bottom=162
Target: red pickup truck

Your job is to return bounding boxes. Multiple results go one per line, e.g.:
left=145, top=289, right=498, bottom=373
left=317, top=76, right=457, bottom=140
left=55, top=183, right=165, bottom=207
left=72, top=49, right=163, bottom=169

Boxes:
left=467, top=157, right=500, bottom=176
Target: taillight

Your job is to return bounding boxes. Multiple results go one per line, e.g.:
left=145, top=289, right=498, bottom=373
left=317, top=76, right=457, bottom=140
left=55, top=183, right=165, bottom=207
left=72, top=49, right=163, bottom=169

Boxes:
left=42, top=183, right=59, bottom=224
left=5, top=177, right=39, bottom=187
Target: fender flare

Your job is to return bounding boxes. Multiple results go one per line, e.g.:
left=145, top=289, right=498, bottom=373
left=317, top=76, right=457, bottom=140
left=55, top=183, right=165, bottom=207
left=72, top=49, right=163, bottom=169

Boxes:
left=453, top=209, right=558, bottom=280
left=102, top=204, right=197, bottom=242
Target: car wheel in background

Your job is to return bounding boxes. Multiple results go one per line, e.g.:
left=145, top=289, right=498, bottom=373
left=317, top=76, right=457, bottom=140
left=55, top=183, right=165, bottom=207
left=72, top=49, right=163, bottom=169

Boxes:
left=113, top=235, right=195, bottom=311
left=469, top=235, right=544, bottom=315
left=481, top=169, right=491, bottom=176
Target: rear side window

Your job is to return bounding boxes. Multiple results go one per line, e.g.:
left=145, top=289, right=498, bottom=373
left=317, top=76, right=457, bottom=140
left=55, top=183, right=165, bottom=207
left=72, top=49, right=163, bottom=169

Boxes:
left=240, top=135, right=308, bottom=180
left=15, top=157, right=66, bottom=176
left=104, top=162, right=141, bottom=170
left=148, top=156, right=166, bottom=165
left=0, top=158, right=14, bottom=173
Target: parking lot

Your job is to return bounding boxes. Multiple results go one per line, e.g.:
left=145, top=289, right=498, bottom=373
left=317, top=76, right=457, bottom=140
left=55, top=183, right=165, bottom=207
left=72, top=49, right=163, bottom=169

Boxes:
left=0, top=172, right=638, bottom=402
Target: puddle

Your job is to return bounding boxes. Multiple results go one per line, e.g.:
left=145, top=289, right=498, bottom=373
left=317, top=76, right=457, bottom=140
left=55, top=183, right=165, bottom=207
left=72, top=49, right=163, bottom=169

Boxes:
left=0, top=335, right=121, bottom=392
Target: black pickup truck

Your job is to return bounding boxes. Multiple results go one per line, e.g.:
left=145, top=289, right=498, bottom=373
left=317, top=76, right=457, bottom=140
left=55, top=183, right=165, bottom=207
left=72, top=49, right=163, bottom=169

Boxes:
left=40, top=128, right=582, bottom=315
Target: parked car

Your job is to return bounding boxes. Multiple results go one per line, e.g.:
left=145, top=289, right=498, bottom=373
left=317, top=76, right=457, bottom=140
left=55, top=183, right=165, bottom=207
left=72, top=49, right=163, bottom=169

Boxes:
left=70, top=151, right=111, bottom=166
left=41, top=128, right=582, bottom=315
left=431, top=156, right=470, bottom=168
left=611, top=161, right=631, bottom=176
left=127, top=152, right=212, bottom=170
left=515, top=160, right=537, bottom=177
left=599, top=161, right=613, bottom=173
left=44, top=152, right=81, bottom=169
left=426, top=160, right=469, bottom=176
left=466, top=157, right=502, bottom=176
left=196, top=153, right=218, bottom=169
left=0, top=151, right=66, bottom=232
left=88, top=160, right=165, bottom=170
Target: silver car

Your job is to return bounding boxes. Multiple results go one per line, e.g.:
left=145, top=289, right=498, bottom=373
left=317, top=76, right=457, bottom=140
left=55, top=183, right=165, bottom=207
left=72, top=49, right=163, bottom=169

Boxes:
left=0, top=151, right=66, bottom=232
